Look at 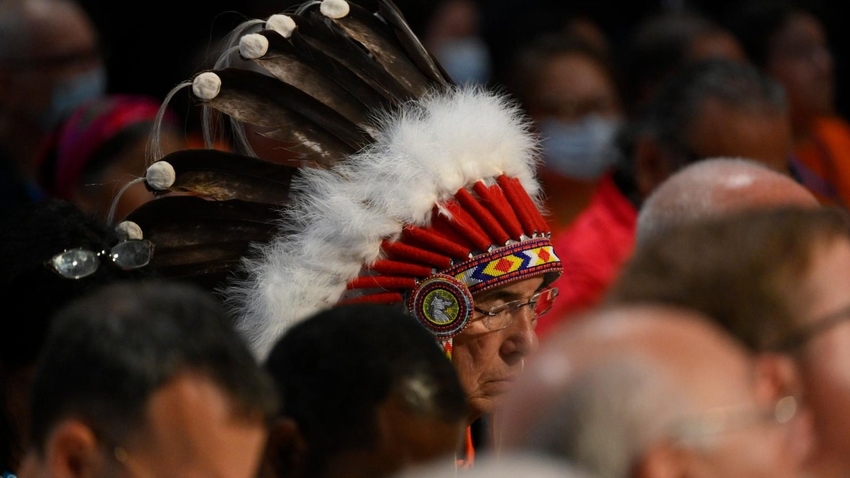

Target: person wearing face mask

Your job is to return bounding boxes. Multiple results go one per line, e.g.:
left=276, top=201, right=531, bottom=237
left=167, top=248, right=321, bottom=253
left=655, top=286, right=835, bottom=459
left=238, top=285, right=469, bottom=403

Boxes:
left=419, top=0, right=492, bottom=86
left=0, top=0, right=106, bottom=210
left=508, top=33, right=625, bottom=244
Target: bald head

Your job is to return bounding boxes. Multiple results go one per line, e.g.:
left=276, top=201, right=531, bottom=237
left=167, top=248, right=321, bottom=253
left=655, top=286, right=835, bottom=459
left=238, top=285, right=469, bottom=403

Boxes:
left=636, top=157, right=819, bottom=246
left=496, top=304, right=808, bottom=478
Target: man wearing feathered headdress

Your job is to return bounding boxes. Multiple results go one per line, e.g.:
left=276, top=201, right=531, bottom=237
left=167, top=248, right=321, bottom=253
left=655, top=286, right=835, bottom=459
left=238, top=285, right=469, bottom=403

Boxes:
left=121, top=0, right=563, bottom=465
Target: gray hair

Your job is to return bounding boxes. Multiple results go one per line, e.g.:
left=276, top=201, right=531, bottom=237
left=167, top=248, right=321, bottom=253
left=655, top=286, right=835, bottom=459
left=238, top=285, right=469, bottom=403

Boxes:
left=520, top=356, right=692, bottom=478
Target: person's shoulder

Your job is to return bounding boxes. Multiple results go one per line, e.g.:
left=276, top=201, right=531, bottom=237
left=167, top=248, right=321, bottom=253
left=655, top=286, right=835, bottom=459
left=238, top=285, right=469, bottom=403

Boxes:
left=553, top=184, right=636, bottom=254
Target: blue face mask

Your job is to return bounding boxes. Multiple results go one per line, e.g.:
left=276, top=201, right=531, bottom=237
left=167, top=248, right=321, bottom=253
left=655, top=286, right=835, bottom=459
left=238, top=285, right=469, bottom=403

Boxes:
left=539, top=115, right=623, bottom=181
left=37, top=66, right=107, bottom=130
left=435, top=37, right=491, bottom=85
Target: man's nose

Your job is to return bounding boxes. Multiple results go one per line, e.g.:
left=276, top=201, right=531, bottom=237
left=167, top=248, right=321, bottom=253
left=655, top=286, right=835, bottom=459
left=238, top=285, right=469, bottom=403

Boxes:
left=501, top=307, right=539, bottom=359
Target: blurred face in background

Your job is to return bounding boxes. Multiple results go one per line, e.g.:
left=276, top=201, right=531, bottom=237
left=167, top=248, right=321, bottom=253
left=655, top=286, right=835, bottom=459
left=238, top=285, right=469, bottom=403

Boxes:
left=766, top=12, right=835, bottom=127
left=531, top=49, right=624, bottom=182
left=0, top=0, right=105, bottom=133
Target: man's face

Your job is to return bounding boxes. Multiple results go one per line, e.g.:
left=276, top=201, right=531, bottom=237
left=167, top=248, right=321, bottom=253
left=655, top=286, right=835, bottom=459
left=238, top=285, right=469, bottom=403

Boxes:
left=452, top=276, right=544, bottom=422
left=671, top=343, right=810, bottom=478
left=530, top=51, right=622, bottom=123
left=790, top=237, right=850, bottom=473
left=107, top=373, right=267, bottom=478
left=685, top=98, right=793, bottom=175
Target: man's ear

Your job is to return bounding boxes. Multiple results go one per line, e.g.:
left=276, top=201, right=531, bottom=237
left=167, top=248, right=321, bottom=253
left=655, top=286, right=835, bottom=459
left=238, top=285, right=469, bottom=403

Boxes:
left=42, top=420, right=102, bottom=478
left=633, top=137, right=671, bottom=200
left=753, top=352, right=801, bottom=402
left=632, top=441, right=688, bottom=478
left=264, top=418, right=309, bottom=478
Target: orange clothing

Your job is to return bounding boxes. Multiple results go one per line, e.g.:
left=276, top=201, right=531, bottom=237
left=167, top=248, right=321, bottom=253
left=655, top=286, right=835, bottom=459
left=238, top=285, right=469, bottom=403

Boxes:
left=456, top=426, right=475, bottom=469
left=793, top=115, right=850, bottom=208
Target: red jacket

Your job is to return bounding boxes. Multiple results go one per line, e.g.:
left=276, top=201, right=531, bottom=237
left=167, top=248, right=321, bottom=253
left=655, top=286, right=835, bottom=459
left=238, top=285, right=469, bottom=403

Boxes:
left=537, top=174, right=638, bottom=338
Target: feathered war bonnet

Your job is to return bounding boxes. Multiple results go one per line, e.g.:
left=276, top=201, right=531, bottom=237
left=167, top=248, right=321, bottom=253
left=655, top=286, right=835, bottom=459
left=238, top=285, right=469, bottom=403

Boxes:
left=126, top=0, right=562, bottom=359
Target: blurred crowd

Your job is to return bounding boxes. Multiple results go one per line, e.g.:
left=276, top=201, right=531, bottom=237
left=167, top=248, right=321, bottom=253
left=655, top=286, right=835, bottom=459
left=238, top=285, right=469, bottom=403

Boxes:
left=3, top=0, right=850, bottom=477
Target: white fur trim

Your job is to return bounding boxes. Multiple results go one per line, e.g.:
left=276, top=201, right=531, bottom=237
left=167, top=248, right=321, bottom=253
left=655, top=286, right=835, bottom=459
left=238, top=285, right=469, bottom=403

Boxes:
left=230, top=85, right=540, bottom=360
left=145, top=161, right=176, bottom=190
left=239, top=33, right=269, bottom=60
left=266, top=14, right=296, bottom=38
left=320, top=0, right=350, bottom=19
left=192, top=72, right=221, bottom=100
left=115, top=221, right=143, bottom=241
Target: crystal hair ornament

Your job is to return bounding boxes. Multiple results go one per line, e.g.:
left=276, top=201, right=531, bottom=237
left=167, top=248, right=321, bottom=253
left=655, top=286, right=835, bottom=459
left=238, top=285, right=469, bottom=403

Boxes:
left=45, top=240, right=153, bottom=279
left=123, top=0, right=562, bottom=359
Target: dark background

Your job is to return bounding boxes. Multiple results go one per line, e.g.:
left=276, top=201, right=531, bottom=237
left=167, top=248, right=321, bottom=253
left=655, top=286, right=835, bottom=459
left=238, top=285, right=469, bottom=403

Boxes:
left=77, top=0, right=850, bottom=121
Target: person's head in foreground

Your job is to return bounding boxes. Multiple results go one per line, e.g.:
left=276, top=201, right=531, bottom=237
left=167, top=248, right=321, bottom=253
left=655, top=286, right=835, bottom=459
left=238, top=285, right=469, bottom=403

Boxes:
left=497, top=304, right=812, bottom=478
left=609, top=206, right=850, bottom=477
left=260, top=303, right=468, bottom=478
left=635, top=156, right=819, bottom=246
left=392, top=451, right=592, bottom=478
left=18, top=280, right=278, bottom=478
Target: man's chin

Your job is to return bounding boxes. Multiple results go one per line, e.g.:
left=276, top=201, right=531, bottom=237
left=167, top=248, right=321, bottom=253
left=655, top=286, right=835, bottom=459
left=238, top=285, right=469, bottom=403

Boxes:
left=468, top=381, right=520, bottom=420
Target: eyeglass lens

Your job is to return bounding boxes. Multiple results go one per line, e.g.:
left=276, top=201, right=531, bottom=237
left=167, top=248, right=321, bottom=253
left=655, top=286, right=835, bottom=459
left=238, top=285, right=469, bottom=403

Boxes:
left=482, top=288, right=559, bottom=330
left=534, top=288, right=558, bottom=316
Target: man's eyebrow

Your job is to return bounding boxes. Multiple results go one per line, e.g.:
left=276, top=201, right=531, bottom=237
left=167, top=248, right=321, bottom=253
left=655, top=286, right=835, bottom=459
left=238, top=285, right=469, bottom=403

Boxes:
left=475, top=290, right=523, bottom=303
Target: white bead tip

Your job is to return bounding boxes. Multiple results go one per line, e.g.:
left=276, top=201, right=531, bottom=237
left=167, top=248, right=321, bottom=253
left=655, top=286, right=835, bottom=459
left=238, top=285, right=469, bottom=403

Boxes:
left=239, top=33, right=269, bottom=59
left=320, top=0, right=350, bottom=19
left=191, top=72, right=221, bottom=100
left=266, top=14, right=296, bottom=38
left=146, top=161, right=176, bottom=191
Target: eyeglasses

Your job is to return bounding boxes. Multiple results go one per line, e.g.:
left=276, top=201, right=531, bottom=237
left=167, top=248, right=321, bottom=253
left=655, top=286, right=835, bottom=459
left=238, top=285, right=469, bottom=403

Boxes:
left=91, top=428, right=154, bottom=478
left=471, top=288, right=559, bottom=331
left=771, top=303, right=850, bottom=351
left=113, top=446, right=155, bottom=478
left=668, top=395, right=797, bottom=443
left=45, top=240, right=153, bottom=279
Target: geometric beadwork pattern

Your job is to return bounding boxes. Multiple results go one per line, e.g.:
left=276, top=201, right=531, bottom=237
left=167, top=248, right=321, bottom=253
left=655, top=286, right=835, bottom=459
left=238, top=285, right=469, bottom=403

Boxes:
left=447, top=238, right=562, bottom=295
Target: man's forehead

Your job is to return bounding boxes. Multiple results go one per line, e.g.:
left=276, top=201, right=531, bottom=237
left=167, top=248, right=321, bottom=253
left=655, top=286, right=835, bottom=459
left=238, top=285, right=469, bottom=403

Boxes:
left=472, top=276, right=545, bottom=302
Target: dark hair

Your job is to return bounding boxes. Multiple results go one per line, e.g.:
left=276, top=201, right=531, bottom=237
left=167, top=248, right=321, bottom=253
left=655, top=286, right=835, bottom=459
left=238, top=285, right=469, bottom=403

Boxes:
left=506, top=32, right=621, bottom=113
left=623, top=10, right=730, bottom=113
left=29, top=280, right=278, bottom=452
left=606, top=206, right=850, bottom=351
left=633, top=58, right=787, bottom=167
left=264, top=303, right=466, bottom=471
